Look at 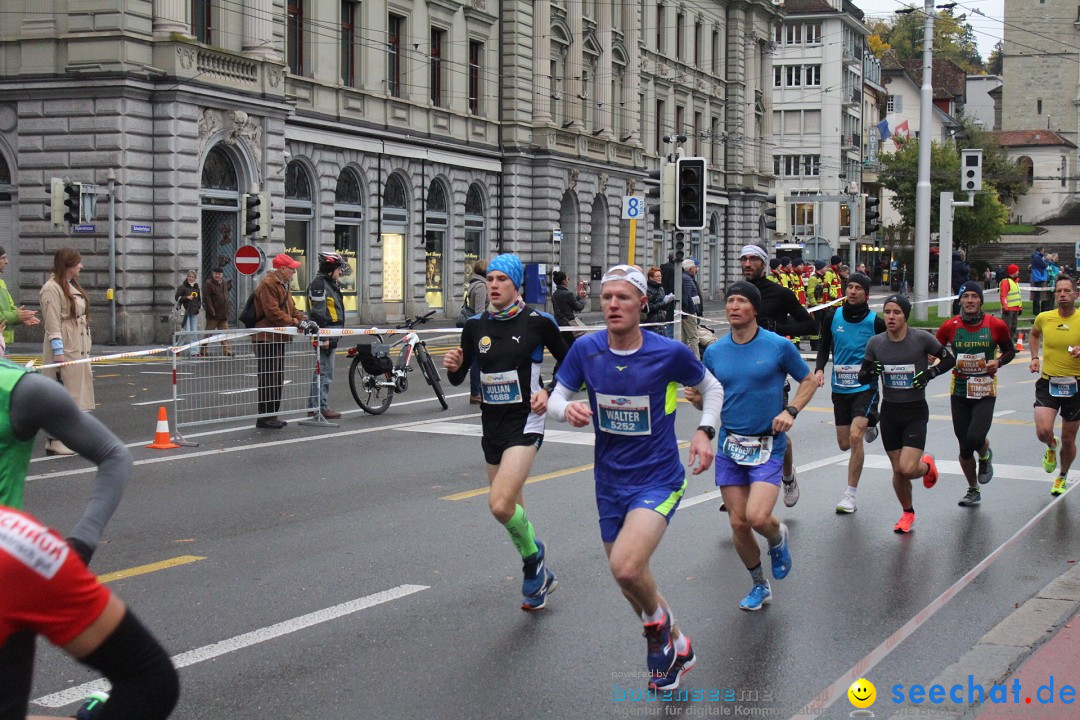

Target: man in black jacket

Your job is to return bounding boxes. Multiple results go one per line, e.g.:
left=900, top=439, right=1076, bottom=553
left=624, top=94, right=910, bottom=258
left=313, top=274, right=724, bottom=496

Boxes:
left=306, top=252, right=350, bottom=419
left=738, top=244, right=819, bottom=509
left=551, top=270, right=586, bottom=347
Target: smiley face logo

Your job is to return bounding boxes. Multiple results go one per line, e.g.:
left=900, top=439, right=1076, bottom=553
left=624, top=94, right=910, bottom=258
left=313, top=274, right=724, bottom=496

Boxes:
left=847, top=678, right=876, bottom=709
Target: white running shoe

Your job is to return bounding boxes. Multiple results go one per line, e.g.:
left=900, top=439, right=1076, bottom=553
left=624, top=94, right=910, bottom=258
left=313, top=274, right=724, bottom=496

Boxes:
left=864, top=425, right=879, bottom=444
left=835, top=494, right=857, bottom=514
left=782, top=471, right=800, bottom=508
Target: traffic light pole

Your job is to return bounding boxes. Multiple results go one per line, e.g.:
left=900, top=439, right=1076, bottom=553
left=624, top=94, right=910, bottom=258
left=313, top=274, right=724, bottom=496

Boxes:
left=936, top=190, right=975, bottom=317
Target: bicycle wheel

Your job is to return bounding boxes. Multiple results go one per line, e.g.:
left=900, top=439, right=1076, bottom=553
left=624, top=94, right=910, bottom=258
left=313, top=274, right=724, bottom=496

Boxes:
left=417, top=345, right=448, bottom=410
left=348, top=355, right=394, bottom=415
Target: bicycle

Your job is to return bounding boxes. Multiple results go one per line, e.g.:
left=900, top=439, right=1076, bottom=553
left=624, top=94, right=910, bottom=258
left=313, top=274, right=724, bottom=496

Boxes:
left=346, top=310, right=449, bottom=414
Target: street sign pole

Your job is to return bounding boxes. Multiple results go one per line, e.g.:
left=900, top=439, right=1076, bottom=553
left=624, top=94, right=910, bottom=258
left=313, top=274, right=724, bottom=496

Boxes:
left=622, top=195, right=645, bottom=265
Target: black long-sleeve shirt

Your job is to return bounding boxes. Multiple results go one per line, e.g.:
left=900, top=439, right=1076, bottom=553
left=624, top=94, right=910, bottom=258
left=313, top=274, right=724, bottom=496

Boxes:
left=749, top=275, right=818, bottom=337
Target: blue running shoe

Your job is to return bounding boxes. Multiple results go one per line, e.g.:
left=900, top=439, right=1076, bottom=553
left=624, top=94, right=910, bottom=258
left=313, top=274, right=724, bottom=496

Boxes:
left=521, top=540, right=548, bottom=597
left=520, top=568, right=558, bottom=611
left=768, top=523, right=792, bottom=579
left=642, top=611, right=676, bottom=678
left=739, top=582, right=772, bottom=611
left=650, top=635, right=697, bottom=691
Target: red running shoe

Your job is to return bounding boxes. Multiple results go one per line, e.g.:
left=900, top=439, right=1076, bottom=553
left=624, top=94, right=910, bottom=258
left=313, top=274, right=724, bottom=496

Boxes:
left=921, top=454, right=938, bottom=489
left=893, top=511, right=916, bottom=534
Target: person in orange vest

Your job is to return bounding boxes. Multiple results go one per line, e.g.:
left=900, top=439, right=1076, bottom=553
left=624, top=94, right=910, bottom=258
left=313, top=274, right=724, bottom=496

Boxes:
left=999, top=263, right=1023, bottom=343
left=768, top=258, right=788, bottom=288
left=823, top=254, right=844, bottom=303
left=783, top=257, right=807, bottom=306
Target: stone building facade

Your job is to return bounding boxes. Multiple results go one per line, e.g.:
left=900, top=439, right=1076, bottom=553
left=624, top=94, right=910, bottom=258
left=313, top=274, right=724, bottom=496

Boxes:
left=0, top=0, right=779, bottom=344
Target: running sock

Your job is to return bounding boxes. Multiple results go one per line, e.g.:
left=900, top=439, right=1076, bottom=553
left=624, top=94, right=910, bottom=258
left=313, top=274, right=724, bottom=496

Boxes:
left=674, top=633, right=689, bottom=654
left=980, top=449, right=991, bottom=461
left=749, top=563, right=766, bottom=586
left=904, top=506, right=915, bottom=514
left=782, top=474, right=794, bottom=484
left=846, top=486, right=858, bottom=497
left=642, top=606, right=665, bottom=625
left=504, top=504, right=539, bottom=558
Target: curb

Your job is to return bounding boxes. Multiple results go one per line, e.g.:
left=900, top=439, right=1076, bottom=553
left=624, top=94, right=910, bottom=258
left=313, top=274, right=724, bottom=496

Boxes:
left=885, top=562, right=1080, bottom=720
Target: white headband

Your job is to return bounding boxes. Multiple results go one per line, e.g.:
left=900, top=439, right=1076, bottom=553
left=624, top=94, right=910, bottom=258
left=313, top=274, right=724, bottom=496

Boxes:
left=739, top=244, right=769, bottom=263
left=601, top=264, right=648, bottom=295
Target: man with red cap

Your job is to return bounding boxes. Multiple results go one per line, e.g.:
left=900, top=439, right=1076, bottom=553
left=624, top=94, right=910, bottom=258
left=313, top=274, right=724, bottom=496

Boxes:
left=999, top=264, right=1023, bottom=343
left=252, top=253, right=318, bottom=429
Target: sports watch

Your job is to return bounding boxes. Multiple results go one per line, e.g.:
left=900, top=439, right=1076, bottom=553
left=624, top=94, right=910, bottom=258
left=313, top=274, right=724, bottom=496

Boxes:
left=697, top=425, right=716, bottom=440
left=785, top=405, right=799, bottom=418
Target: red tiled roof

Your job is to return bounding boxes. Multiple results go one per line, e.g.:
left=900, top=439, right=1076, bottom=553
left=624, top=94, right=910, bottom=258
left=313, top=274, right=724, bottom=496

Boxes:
left=991, top=130, right=1077, bottom=149
left=897, top=58, right=967, bottom=100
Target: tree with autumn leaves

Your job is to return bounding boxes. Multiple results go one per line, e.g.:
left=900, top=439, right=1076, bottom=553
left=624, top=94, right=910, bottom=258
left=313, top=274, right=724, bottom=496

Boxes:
left=867, top=9, right=983, bottom=74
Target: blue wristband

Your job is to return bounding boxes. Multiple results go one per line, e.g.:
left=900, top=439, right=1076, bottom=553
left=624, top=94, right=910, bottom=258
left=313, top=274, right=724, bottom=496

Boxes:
left=50, top=338, right=64, bottom=354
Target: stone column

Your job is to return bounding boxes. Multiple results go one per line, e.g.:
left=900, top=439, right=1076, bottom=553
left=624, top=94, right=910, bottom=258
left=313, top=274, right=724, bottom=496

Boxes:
left=568, top=4, right=584, bottom=128
left=244, top=0, right=279, bottom=60
left=533, top=1, right=552, bottom=124
left=153, top=0, right=191, bottom=39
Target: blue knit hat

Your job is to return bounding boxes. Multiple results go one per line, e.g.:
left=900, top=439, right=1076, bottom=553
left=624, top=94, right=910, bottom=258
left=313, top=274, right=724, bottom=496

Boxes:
left=487, top=254, right=524, bottom=289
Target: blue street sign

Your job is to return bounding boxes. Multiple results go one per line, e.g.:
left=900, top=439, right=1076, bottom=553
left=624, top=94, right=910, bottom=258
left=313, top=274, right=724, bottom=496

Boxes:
left=73, top=225, right=96, bottom=233
left=131, top=224, right=152, bottom=233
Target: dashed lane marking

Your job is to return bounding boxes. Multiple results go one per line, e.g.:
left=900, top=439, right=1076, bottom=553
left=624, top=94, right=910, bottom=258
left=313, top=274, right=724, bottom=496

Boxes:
left=31, top=583, right=431, bottom=709
left=97, top=555, right=206, bottom=584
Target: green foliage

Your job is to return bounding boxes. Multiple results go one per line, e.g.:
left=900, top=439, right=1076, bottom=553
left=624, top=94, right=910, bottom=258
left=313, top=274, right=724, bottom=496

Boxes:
left=878, top=10, right=985, bottom=72
left=987, top=41, right=1003, bottom=75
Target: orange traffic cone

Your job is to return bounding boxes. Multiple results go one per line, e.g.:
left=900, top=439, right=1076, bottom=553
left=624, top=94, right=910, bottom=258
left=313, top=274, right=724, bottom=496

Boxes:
left=146, top=406, right=179, bottom=450
left=1016, top=332, right=1024, bottom=353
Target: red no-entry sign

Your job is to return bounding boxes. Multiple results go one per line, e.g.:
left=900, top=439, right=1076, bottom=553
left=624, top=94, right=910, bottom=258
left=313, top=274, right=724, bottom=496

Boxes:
left=234, top=244, right=264, bottom=276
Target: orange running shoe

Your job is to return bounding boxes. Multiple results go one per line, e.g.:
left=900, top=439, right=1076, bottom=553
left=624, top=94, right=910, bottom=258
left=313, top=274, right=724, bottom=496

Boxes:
left=921, top=454, right=938, bottom=489
left=893, top=511, right=916, bottom=534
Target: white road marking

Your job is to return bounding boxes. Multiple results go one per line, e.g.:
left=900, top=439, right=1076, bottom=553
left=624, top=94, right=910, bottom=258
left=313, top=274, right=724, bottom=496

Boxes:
left=993, top=409, right=1015, bottom=417
left=31, top=584, right=430, bottom=708
left=861, top=455, right=1049, bottom=483
left=680, top=453, right=851, bottom=509
left=400, top=421, right=596, bottom=446
left=130, top=398, right=181, bottom=406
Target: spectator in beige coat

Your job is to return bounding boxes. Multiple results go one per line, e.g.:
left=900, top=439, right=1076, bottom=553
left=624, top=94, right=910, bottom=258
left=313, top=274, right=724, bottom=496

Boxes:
left=40, top=248, right=94, bottom=455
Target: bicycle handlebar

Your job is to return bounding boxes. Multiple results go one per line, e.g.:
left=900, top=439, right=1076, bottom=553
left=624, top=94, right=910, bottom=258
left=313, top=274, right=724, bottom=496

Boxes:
left=397, top=310, right=437, bottom=330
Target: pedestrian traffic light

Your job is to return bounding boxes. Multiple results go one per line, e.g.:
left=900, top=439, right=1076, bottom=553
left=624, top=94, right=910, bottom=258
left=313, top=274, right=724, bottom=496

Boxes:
left=49, top=177, right=65, bottom=227
left=675, top=157, right=707, bottom=230
left=961, top=148, right=983, bottom=192
left=244, top=193, right=262, bottom=237
left=673, top=230, right=687, bottom=262
left=764, top=188, right=787, bottom=235
left=63, top=181, right=82, bottom=225
left=862, top=194, right=881, bottom=235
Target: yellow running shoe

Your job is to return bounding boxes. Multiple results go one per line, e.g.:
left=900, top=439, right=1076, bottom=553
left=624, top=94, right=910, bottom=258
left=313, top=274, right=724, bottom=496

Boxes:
left=1043, top=438, right=1058, bottom=474
left=1051, top=476, right=1067, bottom=497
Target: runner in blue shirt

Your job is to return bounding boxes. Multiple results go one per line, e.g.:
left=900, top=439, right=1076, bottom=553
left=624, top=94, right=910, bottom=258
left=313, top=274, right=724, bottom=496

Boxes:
left=548, top=265, right=723, bottom=691
left=689, top=281, right=817, bottom=611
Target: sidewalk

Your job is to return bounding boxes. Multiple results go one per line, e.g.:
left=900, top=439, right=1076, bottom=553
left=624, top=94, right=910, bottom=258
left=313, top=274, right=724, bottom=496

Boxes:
left=886, top=562, right=1080, bottom=720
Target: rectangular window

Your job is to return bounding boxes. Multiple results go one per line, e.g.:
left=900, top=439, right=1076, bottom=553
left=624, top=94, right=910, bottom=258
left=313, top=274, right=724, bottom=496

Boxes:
left=774, top=66, right=782, bottom=87
left=192, top=0, right=212, bottom=44
left=676, top=13, right=685, bottom=60
left=469, top=41, right=482, bottom=114
left=805, top=65, right=821, bottom=86
left=806, top=155, right=820, bottom=175
left=694, top=112, right=703, bottom=156
left=775, top=22, right=783, bottom=44
left=887, top=95, right=902, bottom=113
left=387, top=14, right=403, bottom=97
left=656, top=99, right=665, bottom=155
left=656, top=6, right=665, bottom=53
left=430, top=27, right=445, bottom=106
left=340, top=1, right=357, bottom=87
left=695, top=21, right=703, bottom=66
left=786, top=24, right=801, bottom=45
left=713, top=30, right=721, bottom=75
left=1037, top=98, right=1043, bottom=114
left=785, top=156, right=799, bottom=176
left=774, top=155, right=782, bottom=176
left=806, top=23, right=822, bottom=44
left=675, top=105, right=684, bottom=139
left=786, top=66, right=801, bottom=87
left=287, top=1, right=303, bottom=75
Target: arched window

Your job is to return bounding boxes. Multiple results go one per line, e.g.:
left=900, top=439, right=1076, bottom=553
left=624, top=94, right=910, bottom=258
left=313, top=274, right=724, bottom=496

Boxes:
left=551, top=24, right=571, bottom=124
left=464, top=184, right=486, bottom=271
left=1018, top=156, right=1034, bottom=187
left=612, top=46, right=628, bottom=140
left=285, top=160, right=315, bottom=304
left=334, top=168, right=364, bottom=315
left=199, top=146, right=243, bottom=320
left=584, top=35, right=601, bottom=132
left=381, top=174, right=409, bottom=304
left=202, top=146, right=239, bottom=191
left=425, top=181, right=450, bottom=310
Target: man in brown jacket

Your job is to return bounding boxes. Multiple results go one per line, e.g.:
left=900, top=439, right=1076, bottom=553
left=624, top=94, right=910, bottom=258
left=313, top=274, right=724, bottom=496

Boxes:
left=252, top=254, right=318, bottom=429
left=203, top=267, right=233, bottom=356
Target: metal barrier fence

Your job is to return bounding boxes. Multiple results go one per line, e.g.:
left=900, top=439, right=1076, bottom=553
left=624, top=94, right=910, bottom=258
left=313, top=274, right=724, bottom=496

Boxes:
left=171, top=329, right=334, bottom=445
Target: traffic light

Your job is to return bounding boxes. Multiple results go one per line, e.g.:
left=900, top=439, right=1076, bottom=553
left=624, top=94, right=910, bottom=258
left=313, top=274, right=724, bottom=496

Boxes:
left=63, top=181, right=82, bottom=225
left=961, top=148, right=983, bottom=192
left=645, top=165, right=676, bottom=225
left=244, top=193, right=262, bottom=237
left=764, top=188, right=788, bottom=235
left=49, top=177, right=65, bottom=227
left=862, top=194, right=881, bottom=235
left=257, top=191, right=271, bottom=239
left=675, top=157, right=706, bottom=230
left=673, top=230, right=687, bottom=262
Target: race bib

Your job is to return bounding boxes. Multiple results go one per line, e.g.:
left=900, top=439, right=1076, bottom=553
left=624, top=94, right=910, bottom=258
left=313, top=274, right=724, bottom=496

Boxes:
left=1049, top=376, right=1078, bottom=398
left=965, top=375, right=996, bottom=399
left=883, top=364, right=916, bottom=389
left=480, top=370, right=523, bottom=404
left=721, top=433, right=774, bottom=466
left=833, top=364, right=861, bottom=389
left=956, top=353, right=987, bottom=376
left=596, top=393, right=651, bottom=436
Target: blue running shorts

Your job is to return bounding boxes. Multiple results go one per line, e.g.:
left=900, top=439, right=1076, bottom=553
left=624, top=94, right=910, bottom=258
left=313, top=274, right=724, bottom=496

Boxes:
left=714, top=453, right=783, bottom=487
left=596, top=478, right=687, bottom=543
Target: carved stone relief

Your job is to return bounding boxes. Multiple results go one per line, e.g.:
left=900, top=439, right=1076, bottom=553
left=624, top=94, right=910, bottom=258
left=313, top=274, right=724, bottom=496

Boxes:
left=198, top=108, right=264, bottom=186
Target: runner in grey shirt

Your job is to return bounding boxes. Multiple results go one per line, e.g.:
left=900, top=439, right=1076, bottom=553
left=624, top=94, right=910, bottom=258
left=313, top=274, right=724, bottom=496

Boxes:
left=858, top=294, right=955, bottom=533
